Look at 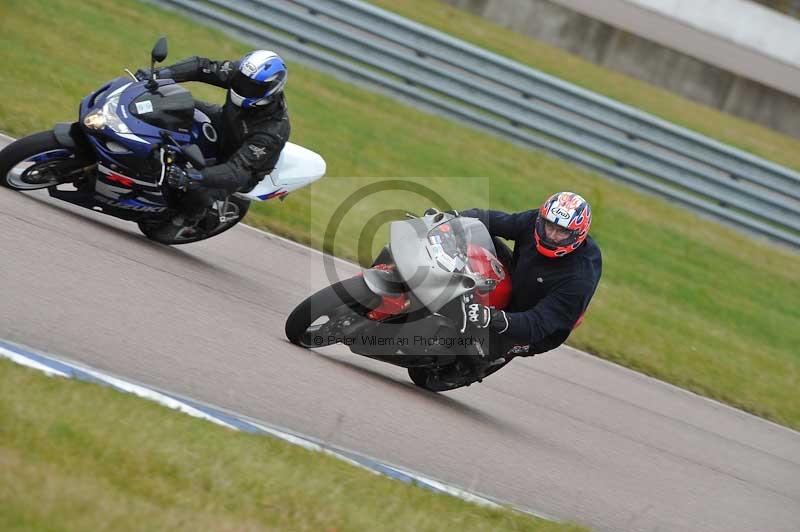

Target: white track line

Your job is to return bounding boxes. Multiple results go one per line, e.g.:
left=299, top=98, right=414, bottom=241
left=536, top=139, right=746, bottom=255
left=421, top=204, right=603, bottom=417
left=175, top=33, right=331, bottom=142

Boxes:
left=0, top=341, right=511, bottom=514
left=0, top=344, right=69, bottom=378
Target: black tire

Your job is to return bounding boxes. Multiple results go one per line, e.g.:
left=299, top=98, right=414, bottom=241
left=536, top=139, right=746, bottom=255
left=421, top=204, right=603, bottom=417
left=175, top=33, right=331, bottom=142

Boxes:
left=285, top=276, right=380, bottom=346
left=137, top=196, right=251, bottom=245
left=408, top=358, right=510, bottom=392
left=0, top=130, right=88, bottom=190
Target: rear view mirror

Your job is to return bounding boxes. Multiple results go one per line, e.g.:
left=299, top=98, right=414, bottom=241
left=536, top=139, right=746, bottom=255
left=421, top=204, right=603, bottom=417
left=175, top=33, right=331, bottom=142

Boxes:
left=151, top=37, right=168, bottom=64
left=181, top=144, right=206, bottom=169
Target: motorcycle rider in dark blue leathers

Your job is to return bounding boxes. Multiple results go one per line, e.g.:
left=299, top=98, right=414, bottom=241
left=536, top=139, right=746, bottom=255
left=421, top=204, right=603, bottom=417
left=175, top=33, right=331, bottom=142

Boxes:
left=139, top=50, right=290, bottom=224
left=459, top=191, right=602, bottom=366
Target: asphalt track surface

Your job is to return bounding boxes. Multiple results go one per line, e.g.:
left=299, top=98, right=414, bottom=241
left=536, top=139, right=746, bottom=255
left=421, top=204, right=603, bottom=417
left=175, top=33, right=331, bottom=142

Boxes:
left=2, top=137, right=800, bottom=531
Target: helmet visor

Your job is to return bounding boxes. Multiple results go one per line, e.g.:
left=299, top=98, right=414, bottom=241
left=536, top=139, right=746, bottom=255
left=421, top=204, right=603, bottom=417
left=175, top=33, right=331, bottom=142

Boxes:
left=231, top=71, right=268, bottom=99
left=536, top=217, right=579, bottom=250
left=542, top=219, right=573, bottom=243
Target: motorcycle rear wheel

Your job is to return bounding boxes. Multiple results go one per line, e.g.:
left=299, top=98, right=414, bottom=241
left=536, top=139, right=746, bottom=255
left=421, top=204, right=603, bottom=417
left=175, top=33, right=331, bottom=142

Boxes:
left=408, top=358, right=509, bottom=392
left=137, top=196, right=251, bottom=245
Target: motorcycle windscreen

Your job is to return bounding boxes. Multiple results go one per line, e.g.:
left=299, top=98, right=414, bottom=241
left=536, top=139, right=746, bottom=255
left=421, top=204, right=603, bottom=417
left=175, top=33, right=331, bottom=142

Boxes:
left=390, top=216, right=496, bottom=313
left=129, top=83, right=194, bottom=134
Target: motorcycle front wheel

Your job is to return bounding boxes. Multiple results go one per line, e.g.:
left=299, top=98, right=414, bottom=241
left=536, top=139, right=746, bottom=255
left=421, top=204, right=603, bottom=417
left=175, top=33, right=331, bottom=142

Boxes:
left=285, top=276, right=380, bottom=347
left=0, top=130, right=91, bottom=191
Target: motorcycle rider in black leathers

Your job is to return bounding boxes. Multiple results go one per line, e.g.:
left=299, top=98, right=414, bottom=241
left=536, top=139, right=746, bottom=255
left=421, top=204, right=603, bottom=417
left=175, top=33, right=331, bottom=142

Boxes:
left=139, top=50, right=290, bottom=225
left=457, top=191, right=602, bottom=372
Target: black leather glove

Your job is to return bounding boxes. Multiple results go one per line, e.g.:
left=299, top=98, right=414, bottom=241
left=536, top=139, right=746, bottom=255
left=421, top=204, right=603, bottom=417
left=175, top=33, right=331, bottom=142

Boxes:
left=167, top=166, right=205, bottom=191
left=466, top=303, right=509, bottom=333
left=423, top=208, right=459, bottom=216
left=135, top=67, right=173, bottom=81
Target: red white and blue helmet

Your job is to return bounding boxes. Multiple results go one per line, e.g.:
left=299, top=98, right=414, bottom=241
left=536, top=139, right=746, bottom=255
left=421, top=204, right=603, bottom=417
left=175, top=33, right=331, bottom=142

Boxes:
left=534, top=192, right=592, bottom=258
left=230, top=50, right=288, bottom=109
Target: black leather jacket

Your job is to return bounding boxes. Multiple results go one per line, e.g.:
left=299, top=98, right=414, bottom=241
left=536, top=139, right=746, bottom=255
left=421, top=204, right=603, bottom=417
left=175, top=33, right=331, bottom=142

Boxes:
left=156, top=56, right=290, bottom=192
left=461, top=208, right=602, bottom=353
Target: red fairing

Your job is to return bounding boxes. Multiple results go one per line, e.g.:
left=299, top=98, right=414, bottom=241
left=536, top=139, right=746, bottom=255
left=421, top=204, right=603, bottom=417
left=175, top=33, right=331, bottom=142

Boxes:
left=366, top=264, right=411, bottom=321
left=367, top=293, right=410, bottom=321
left=466, top=244, right=512, bottom=310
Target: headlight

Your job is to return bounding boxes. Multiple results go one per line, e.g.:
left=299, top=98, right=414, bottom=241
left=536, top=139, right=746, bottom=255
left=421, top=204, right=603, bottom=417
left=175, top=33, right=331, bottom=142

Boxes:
left=101, top=93, right=131, bottom=134
left=83, top=92, right=131, bottom=134
left=83, top=110, right=106, bottom=130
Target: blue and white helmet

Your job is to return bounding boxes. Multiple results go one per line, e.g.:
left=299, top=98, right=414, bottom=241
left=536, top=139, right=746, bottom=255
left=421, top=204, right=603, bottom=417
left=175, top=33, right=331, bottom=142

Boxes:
left=229, top=50, right=288, bottom=108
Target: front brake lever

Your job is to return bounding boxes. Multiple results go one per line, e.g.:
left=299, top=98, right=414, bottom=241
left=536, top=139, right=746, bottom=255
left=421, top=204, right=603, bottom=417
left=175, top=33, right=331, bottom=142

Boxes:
left=460, top=294, right=469, bottom=334
left=160, top=130, right=181, bottom=148
left=158, top=148, right=168, bottom=186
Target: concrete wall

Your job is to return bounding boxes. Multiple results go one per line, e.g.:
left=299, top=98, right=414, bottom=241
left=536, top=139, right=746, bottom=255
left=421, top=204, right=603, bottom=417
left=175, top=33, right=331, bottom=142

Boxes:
left=629, top=0, right=800, bottom=66
left=441, top=0, right=800, bottom=138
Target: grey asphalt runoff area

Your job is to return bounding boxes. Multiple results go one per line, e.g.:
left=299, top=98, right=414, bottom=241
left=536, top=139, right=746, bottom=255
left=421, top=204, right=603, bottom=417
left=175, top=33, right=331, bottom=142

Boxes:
left=1, top=137, right=800, bottom=532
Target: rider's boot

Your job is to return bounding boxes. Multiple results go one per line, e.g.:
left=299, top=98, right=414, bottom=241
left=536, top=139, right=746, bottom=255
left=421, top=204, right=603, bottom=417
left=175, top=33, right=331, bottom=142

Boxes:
left=172, top=188, right=220, bottom=236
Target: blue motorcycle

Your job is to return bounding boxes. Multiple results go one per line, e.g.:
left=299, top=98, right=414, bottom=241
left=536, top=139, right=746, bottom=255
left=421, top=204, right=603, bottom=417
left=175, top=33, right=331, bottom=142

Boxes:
left=0, top=38, right=326, bottom=245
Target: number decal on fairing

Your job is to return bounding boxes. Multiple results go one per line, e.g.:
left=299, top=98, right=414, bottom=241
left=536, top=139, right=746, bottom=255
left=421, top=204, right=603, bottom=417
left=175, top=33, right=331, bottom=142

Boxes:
left=135, top=100, right=154, bottom=114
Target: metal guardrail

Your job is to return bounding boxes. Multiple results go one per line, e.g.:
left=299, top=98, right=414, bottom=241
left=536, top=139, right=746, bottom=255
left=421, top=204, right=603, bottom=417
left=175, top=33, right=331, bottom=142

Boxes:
left=153, top=0, right=800, bottom=248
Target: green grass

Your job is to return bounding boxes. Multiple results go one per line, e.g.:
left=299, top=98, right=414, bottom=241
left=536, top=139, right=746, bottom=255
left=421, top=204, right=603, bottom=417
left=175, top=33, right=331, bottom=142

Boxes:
left=368, top=0, right=800, bottom=172
left=1, top=0, right=799, bottom=434
left=0, top=359, right=583, bottom=531
left=750, top=0, right=800, bottom=19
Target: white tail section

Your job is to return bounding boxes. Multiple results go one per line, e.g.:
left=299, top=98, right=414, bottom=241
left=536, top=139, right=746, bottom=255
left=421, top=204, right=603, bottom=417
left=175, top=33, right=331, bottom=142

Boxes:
left=237, top=142, right=326, bottom=201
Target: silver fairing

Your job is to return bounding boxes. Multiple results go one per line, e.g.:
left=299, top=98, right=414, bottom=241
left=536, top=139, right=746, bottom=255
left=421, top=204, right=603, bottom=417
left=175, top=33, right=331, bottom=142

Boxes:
left=390, top=213, right=497, bottom=313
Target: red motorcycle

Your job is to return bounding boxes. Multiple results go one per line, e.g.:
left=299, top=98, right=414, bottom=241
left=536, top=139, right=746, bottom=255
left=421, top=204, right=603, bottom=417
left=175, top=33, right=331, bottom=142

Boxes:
left=285, top=210, right=513, bottom=392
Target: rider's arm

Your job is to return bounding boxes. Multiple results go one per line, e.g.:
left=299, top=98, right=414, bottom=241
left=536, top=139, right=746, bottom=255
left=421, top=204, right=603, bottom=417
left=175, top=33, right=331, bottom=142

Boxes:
left=155, top=57, right=237, bottom=88
left=200, top=127, right=290, bottom=192
left=459, top=208, right=530, bottom=240
left=502, top=278, right=595, bottom=347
